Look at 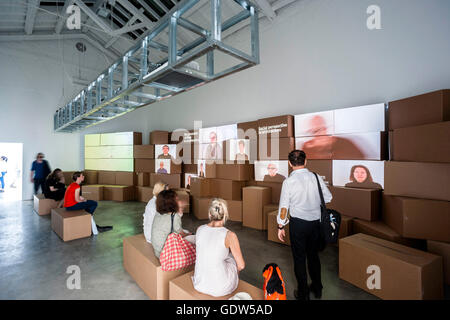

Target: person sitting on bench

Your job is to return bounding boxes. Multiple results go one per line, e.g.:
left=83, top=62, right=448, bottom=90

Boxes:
left=64, top=171, right=112, bottom=234
left=44, top=169, right=66, bottom=204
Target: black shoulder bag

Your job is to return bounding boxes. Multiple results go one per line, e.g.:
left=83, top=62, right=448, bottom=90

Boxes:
left=313, top=173, right=341, bottom=251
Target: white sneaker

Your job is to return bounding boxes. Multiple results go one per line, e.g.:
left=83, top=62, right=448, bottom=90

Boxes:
left=91, top=216, right=99, bottom=235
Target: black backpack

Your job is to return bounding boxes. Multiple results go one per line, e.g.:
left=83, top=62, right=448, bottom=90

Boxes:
left=313, top=173, right=341, bottom=251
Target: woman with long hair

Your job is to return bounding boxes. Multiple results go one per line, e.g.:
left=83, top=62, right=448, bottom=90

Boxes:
left=44, top=168, right=66, bottom=202
left=345, top=165, right=382, bottom=189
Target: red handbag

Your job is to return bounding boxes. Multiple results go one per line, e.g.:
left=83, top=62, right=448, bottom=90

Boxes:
left=159, top=214, right=196, bottom=271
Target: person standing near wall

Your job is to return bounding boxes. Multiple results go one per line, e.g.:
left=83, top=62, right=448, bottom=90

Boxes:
left=30, top=153, right=51, bottom=195
left=0, top=156, right=7, bottom=193
left=277, top=150, right=332, bottom=300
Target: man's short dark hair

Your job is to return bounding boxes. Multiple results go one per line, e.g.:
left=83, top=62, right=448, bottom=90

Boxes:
left=156, top=189, right=179, bottom=214
left=288, top=150, right=306, bottom=166
left=72, top=171, right=83, bottom=181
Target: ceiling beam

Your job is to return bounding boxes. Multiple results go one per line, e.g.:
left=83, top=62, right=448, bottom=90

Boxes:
left=25, top=0, right=41, bottom=35
left=136, top=0, right=161, bottom=19
left=255, top=0, right=276, bottom=21
left=55, top=0, right=74, bottom=34
left=116, top=0, right=154, bottom=28
left=73, top=0, right=114, bottom=35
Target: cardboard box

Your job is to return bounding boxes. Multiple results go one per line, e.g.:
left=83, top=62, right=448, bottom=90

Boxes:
left=150, top=173, right=181, bottom=189
left=192, top=197, right=212, bottom=220
left=255, top=181, right=282, bottom=204
left=169, top=270, right=264, bottom=300
left=242, top=186, right=272, bottom=230
left=263, top=204, right=279, bottom=231
left=81, top=185, right=104, bottom=201
left=98, top=170, right=116, bottom=185
left=175, top=189, right=190, bottom=214
left=328, top=186, right=380, bottom=221
left=83, top=170, right=98, bottom=185
left=103, top=185, right=135, bottom=202
left=384, top=161, right=450, bottom=201
left=150, top=131, right=169, bottom=145
left=190, top=177, right=210, bottom=197
left=136, top=186, right=153, bottom=203
left=135, top=159, right=156, bottom=173
left=123, top=234, right=194, bottom=300
left=258, top=137, right=295, bottom=160
left=388, top=89, right=450, bottom=130
left=227, top=200, right=242, bottom=222
left=215, top=164, right=253, bottom=181
left=306, top=160, right=332, bottom=186
left=382, top=195, right=450, bottom=242
left=137, top=172, right=150, bottom=187
left=391, top=122, right=450, bottom=163
left=62, top=171, right=76, bottom=185
left=339, top=233, right=443, bottom=300
left=115, top=171, right=136, bottom=186
left=210, top=179, right=245, bottom=201
left=133, top=145, right=155, bottom=159
left=182, top=163, right=197, bottom=174
left=427, top=240, right=450, bottom=285
left=339, top=215, right=353, bottom=240
left=352, top=219, right=423, bottom=248
left=237, top=121, right=258, bottom=139
left=51, top=208, right=91, bottom=242
left=257, top=115, right=294, bottom=138
left=170, top=162, right=183, bottom=174
left=267, top=210, right=291, bottom=245
left=33, top=194, right=59, bottom=215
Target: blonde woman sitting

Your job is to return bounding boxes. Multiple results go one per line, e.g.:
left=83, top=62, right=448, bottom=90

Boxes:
left=192, top=198, right=245, bottom=297
left=143, top=181, right=168, bottom=243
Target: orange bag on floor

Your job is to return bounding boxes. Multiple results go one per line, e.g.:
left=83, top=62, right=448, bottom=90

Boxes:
left=262, top=263, right=287, bottom=300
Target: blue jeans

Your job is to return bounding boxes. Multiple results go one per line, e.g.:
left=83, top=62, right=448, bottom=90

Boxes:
left=0, top=172, right=6, bottom=189
left=66, top=200, right=98, bottom=215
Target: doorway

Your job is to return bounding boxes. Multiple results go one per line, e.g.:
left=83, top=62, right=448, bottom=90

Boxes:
left=0, top=143, right=23, bottom=201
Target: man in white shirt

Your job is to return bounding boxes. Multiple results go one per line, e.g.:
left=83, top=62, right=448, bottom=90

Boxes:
left=277, top=150, right=332, bottom=300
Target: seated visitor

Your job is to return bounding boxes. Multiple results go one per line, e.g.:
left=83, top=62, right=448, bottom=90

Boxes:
left=44, top=169, right=66, bottom=203
left=192, top=198, right=245, bottom=297
left=151, top=189, right=192, bottom=258
left=143, top=181, right=168, bottom=243
left=64, top=171, right=113, bottom=234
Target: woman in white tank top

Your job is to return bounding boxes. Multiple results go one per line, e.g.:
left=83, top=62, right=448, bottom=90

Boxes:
left=192, top=198, right=245, bottom=297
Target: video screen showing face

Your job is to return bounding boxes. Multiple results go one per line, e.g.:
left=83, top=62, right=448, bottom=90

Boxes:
left=333, top=103, right=385, bottom=135
left=197, top=160, right=207, bottom=178
left=296, top=136, right=333, bottom=159
left=294, top=111, right=334, bottom=137
left=199, top=143, right=222, bottom=161
left=254, top=160, right=289, bottom=183
left=155, top=144, right=177, bottom=160
left=155, top=159, right=171, bottom=174
left=228, top=139, right=250, bottom=162
left=184, top=173, right=197, bottom=188
left=332, top=160, right=384, bottom=189
left=199, top=127, right=218, bottom=144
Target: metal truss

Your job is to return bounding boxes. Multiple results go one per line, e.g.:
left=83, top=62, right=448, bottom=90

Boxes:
left=54, top=0, right=260, bottom=132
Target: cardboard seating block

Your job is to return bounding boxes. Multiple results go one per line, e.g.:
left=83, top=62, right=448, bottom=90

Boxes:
left=51, top=208, right=91, bottom=242
left=33, top=194, right=59, bottom=215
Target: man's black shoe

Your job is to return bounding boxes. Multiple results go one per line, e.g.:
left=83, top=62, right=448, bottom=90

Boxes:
left=294, top=290, right=310, bottom=301
left=309, top=285, right=322, bottom=299
left=96, top=225, right=113, bottom=232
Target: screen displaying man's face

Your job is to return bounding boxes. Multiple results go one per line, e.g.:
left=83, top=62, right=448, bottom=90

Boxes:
left=353, top=167, right=367, bottom=183
left=162, top=146, right=169, bottom=155
left=239, top=141, right=245, bottom=153
left=159, top=162, right=164, bottom=169
left=307, top=115, right=328, bottom=136
left=267, top=164, right=278, bottom=177
left=209, top=131, right=217, bottom=143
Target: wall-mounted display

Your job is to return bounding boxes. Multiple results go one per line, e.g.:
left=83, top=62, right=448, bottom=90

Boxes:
left=254, top=160, right=289, bottom=182
left=155, top=159, right=171, bottom=174
left=155, top=144, right=177, bottom=160
left=294, top=111, right=334, bottom=137
left=185, top=173, right=198, bottom=189
left=197, top=160, right=207, bottom=178
left=332, top=160, right=384, bottom=189
left=228, top=139, right=250, bottom=162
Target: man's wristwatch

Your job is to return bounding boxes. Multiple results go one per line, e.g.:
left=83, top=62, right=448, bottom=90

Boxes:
left=278, top=225, right=285, bottom=230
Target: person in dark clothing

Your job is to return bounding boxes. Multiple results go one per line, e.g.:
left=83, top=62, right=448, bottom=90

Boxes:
left=30, top=153, right=51, bottom=195
left=44, top=169, right=66, bottom=202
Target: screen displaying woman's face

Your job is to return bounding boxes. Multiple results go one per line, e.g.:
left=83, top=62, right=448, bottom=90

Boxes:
left=353, top=167, right=367, bottom=183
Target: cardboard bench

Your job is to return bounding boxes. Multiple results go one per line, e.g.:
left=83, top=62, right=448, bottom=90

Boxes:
left=169, top=271, right=264, bottom=300
left=33, top=194, right=59, bottom=215
left=51, top=208, right=91, bottom=242
left=123, top=234, right=194, bottom=300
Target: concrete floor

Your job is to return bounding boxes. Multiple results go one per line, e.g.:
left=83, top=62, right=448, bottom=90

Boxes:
left=0, top=199, right=385, bottom=300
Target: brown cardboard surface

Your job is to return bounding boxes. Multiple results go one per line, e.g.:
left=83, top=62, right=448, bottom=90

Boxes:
left=62, top=171, right=76, bottom=185
left=215, top=164, right=253, bottom=181
left=123, top=234, right=194, bottom=300
left=33, top=194, right=59, bottom=215
left=81, top=185, right=104, bottom=201
left=98, top=170, right=116, bottom=185
left=190, top=177, right=210, bottom=197
left=175, top=189, right=190, bottom=214
left=242, top=186, right=272, bottom=230
left=103, top=185, right=135, bottom=202
left=255, top=181, right=282, bottom=204
left=306, top=160, right=332, bottom=186
left=388, top=89, right=450, bottom=130
left=192, top=197, right=212, bottom=220
left=136, top=186, right=153, bottom=203
left=133, top=145, right=155, bottom=159
left=150, top=131, right=169, bottom=145
left=170, top=162, right=182, bottom=174
left=339, top=233, right=443, bottom=300
left=392, top=122, right=450, bottom=163
left=210, top=179, right=245, bottom=201
left=382, top=195, right=450, bottom=242
left=258, top=137, right=295, bottom=160
left=237, top=121, right=258, bottom=139
left=83, top=170, right=98, bottom=185
left=137, top=172, right=150, bottom=187
left=328, top=186, right=380, bottom=221
left=263, top=204, right=279, bottom=231
left=339, top=215, right=353, bottom=240
left=183, top=163, right=198, bottom=174
left=135, top=159, right=156, bottom=173
left=267, top=211, right=291, bottom=245
left=115, top=171, right=137, bottom=186
left=169, top=270, right=264, bottom=300
left=257, top=115, right=294, bottom=138
left=150, top=173, right=181, bottom=189
left=51, top=208, right=91, bottom=242
left=133, top=132, right=143, bottom=145
left=384, top=161, right=450, bottom=201
left=227, top=200, right=242, bottom=222
left=427, top=240, right=450, bottom=285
